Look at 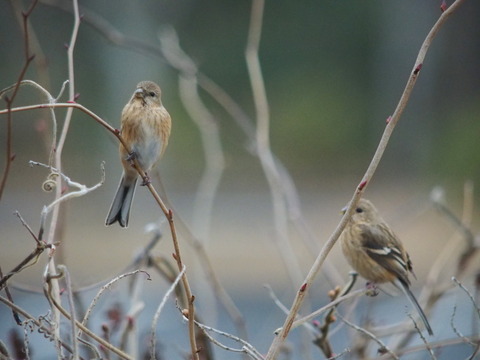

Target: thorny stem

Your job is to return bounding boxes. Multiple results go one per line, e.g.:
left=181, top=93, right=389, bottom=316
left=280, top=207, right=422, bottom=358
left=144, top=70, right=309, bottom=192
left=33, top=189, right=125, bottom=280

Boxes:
left=265, top=1, right=467, bottom=358
left=0, top=295, right=78, bottom=357
left=160, top=206, right=199, bottom=360
left=44, top=272, right=133, bottom=360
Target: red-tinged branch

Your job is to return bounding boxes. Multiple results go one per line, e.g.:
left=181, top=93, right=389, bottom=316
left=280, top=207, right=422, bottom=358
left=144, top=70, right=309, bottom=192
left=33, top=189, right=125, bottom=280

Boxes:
left=0, top=0, right=39, bottom=201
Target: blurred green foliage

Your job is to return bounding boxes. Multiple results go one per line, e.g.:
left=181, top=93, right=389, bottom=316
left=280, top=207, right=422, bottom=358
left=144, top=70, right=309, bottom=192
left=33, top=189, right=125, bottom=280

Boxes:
left=1, top=0, right=479, bottom=184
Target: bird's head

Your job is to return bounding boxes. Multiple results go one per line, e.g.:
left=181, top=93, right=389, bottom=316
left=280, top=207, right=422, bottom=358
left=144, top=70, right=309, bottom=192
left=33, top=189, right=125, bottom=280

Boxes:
left=132, top=81, right=162, bottom=107
left=342, top=198, right=381, bottom=224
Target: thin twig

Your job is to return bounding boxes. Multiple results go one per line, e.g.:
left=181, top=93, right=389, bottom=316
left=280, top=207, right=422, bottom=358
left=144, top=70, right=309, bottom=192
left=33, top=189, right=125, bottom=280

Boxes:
left=0, top=101, right=116, bottom=132
left=407, top=313, right=436, bottom=360
left=450, top=303, right=472, bottom=344
left=9, top=0, right=51, bottom=90
left=150, top=265, right=186, bottom=359
left=274, top=288, right=367, bottom=335
left=378, top=336, right=480, bottom=360
left=313, top=273, right=359, bottom=358
left=119, top=270, right=146, bottom=356
left=0, top=267, right=21, bottom=325
left=0, top=295, right=77, bottom=357
left=193, top=320, right=264, bottom=360
left=0, top=0, right=38, bottom=201
left=264, top=284, right=316, bottom=335
left=58, top=265, right=79, bottom=360
left=337, top=313, right=399, bottom=360
left=0, top=80, right=58, bottom=167
left=0, top=239, right=50, bottom=290
left=43, top=267, right=134, bottom=360
left=79, top=270, right=151, bottom=336
left=453, top=277, right=480, bottom=323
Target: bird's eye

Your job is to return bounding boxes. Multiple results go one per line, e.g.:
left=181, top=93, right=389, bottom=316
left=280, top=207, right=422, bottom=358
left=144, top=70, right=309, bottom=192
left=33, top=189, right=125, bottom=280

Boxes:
left=149, top=91, right=156, bottom=97
left=355, top=208, right=363, bottom=213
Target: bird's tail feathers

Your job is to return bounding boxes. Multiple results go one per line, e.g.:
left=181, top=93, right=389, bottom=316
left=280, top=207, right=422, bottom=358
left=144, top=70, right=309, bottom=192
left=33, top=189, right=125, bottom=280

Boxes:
left=105, top=175, right=137, bottom=228
left=395, top=278, right=434, bottom=336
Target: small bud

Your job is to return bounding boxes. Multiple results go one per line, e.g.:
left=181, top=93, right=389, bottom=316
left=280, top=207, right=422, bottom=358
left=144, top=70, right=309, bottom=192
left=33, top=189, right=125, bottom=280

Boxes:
left=300, top=283, right=307, bottom=292
left=74, top=93, right=80, bottom=101
left=182, top=309, right=189, bottom=319
left=378, top=346, right=388, bottom=355
left=440, top=1, right=447, bottom=12
left=413, top=63, right=423, bottom=75
left=386, top=115, right=392, bottom=124
left=127, top=316, right=135, bottom=327
left=358, top=180, right=367, bottom=191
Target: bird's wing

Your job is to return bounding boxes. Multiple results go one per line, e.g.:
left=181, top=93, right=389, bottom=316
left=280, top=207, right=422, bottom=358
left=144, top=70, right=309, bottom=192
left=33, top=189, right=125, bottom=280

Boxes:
left=358, top=223, right=411, bottom=285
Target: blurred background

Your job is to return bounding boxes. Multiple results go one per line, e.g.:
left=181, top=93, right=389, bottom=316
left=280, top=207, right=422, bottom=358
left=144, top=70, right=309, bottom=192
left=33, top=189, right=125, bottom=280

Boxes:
left=1, top=0, right=479, bottom=359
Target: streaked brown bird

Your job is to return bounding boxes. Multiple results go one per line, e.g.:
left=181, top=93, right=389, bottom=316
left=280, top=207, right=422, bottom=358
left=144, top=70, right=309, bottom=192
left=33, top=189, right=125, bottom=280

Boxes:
left=340, top=198, right=434, bottom=335
left=106, top=81, right=172, bottom=228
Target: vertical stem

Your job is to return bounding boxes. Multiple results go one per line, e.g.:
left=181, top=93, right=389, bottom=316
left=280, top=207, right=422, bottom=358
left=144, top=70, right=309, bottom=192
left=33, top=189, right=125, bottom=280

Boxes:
left=45, top=0, right=80, bottom=356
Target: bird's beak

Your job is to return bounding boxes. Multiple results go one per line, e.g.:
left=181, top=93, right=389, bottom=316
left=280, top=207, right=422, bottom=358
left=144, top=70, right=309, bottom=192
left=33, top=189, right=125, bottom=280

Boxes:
left=340, top=205, right=348, bottom=215
left=134, top=88, right=145, bottom=98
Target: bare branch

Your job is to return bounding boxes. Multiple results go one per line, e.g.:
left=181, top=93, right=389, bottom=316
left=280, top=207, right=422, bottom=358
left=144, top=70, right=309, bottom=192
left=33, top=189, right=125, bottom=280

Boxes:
left=193, top=320, right=264, bottom=360
left=79, top=270, right=151, bottom=336
left=274, top=288, right=367, bottom=335
left=453, top=277, right=480, bottom=324
left=337, top=313, right=399, bottom=360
